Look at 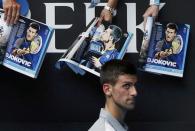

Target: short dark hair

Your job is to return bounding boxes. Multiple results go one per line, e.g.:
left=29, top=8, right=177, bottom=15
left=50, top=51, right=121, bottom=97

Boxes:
left=166, top=23, right=178, bottom=33
left=100, top=59, right=137, bottom=86
left=108, top=25, right=122, bottom=43
left=29, top=22, right=40, bottom=32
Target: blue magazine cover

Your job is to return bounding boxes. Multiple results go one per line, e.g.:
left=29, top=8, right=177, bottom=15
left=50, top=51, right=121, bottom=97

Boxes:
left=56, top=17, right=133, bottom=77
left=1, top=13, right=53, bottom=78
left=139, top=18, right=190, bottom=77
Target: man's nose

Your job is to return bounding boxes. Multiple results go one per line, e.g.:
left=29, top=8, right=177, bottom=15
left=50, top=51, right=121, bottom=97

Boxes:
left=129, top=86, right=137, bottom=97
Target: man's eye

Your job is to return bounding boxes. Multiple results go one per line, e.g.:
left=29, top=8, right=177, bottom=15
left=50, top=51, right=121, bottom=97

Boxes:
left=123, top=84, right=132, bottom=89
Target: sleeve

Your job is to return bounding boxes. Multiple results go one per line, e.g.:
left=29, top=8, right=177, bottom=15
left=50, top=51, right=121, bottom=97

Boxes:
left=99, top=50, right=119, bottom=65
left=149, top=0, right=160, bottom=5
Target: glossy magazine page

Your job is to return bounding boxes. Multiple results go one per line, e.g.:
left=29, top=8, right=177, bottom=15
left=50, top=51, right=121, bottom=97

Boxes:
left=57, top=17, right=133, bottom=77
left=139, top=18, right=190, bottom=77
left=3, top=15, right=53, bottom=78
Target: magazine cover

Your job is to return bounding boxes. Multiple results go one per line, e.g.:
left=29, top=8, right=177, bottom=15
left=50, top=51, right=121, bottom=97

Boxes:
left=1, top=12, right=53, bottom=78
left=56, top=17, right=133, bottom=77
left=139, top=17, right=190, bottom=77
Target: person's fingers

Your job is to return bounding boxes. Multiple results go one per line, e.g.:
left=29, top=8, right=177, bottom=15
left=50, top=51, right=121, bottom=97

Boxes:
left=104, top=15, right=111, bottom=22
left=98, top=9, right=112, bottom=24
left=97, top=17, right=103, bottom=26
left=10, top=4, right=17, bottom=25
left=97, top=9, right=105, bottom=26
left=103, top=11, right=112, bottom=22
left=151, top=5, right=159, bottom=18
left=143, top=15, right=147, bottom=31
left=14, top=4, right=20, bottom=24
left=4, top=6, right=9, bottom=21
left=3, top=1, right=21, bottom=25
left=6, top=7, right=12, bottom=25
left=143, top=7, right=150, bottom=30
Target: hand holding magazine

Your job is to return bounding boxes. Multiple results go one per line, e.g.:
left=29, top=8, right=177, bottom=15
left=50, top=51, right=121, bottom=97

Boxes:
left=0, top=10, right=53, bottom=78
left=138, top=17, right=190, bottom=77
left=56, top=18, right=133, bottom=77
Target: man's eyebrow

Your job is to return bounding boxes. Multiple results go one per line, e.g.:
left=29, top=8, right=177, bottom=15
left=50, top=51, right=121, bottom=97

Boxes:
left=122, top=81, right=134, bottom=84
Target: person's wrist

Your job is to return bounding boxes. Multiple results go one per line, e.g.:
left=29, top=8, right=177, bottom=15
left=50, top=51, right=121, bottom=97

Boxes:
left=104, top=4, right=117, bottom=17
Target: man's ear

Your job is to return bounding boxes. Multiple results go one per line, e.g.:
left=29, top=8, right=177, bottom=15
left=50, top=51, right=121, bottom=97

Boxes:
left=103, top=83, right=112, bottom=97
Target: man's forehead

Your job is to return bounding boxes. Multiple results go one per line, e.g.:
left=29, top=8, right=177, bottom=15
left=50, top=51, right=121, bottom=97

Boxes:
left=167, top=28, right=175, bottom=32
left=117, top=74, right=137, bottom=82
left=28, top=27, right=37, bottom=32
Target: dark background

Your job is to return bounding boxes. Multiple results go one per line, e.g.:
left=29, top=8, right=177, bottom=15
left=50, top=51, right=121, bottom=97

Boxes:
left=0, top=0, right=195, bottom=130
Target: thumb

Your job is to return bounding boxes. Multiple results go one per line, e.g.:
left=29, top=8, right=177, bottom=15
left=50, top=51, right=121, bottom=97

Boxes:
left=97, top=17, right=103, bottom=26
left=143, top=15, right=147, bottom=31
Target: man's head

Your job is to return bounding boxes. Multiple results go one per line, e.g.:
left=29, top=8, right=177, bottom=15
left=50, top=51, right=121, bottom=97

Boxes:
left=26, top=22, right=40, bottom=41
left=100, top=25, right=122, bottom=44
left=100, top=59, right=138, bottom=110
left=165, top=23, right=178, bottom=42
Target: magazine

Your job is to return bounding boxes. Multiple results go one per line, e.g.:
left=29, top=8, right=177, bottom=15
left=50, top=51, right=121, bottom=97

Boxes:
left=56, top=17, right=133, bottom=77
left=0, top=10, right=54, bottom=78
left=138, top=17, right=190, bottom=77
